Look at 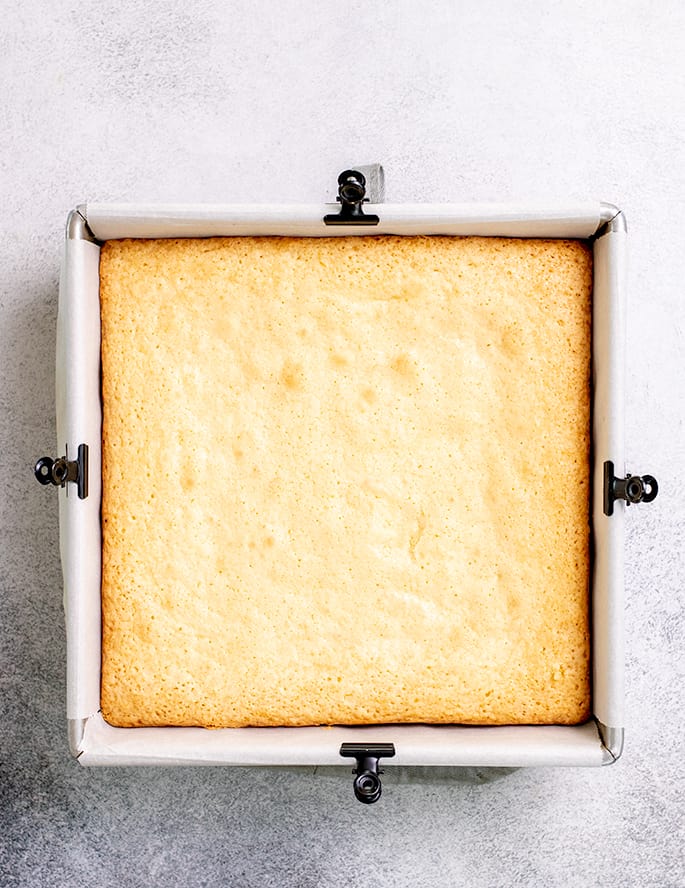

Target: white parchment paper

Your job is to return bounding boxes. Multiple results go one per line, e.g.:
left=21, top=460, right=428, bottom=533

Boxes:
left=85, top=202, right=601, bottom=240
left=59, top=203, right=616, bottom=766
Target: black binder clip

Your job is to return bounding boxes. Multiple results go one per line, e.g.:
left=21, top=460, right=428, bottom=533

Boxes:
left=339, top=742, right=395, bottom=804
left=34, top=444, right=89, bottom=500
left=603, top=460, right=658, bottom=516
left=324, top=170, right=380, bottom=226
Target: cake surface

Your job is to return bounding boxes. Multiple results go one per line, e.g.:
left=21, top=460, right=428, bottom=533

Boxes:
left=100, top=235, right=592, bottom=727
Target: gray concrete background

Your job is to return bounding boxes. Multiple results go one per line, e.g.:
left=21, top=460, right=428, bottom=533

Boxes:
left=1, top=2, right=683, bottom=885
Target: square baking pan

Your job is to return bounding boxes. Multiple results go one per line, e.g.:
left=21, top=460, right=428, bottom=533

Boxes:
left=42, top=188, right=657, bottom=776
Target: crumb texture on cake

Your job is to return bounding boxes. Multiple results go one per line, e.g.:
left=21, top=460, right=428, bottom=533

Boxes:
left=99, top=235, right=592, bottom=728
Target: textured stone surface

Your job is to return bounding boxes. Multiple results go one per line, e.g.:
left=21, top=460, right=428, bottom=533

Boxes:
left=1, top=2, right=683, bottom=885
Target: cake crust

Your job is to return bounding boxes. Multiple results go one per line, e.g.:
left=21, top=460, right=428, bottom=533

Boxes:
left=99, top=235, right=592, bottom=727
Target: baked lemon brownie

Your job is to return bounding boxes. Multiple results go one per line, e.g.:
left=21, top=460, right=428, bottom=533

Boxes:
left=100, top=235, right=592, bottom=727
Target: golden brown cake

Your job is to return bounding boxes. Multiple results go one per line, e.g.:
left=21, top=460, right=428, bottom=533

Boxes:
left=99, top=235, right=592, bottom=728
